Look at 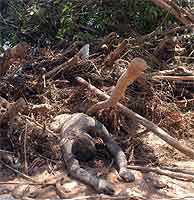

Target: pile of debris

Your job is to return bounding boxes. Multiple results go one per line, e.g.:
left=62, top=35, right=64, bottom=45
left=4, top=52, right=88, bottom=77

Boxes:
left=0, top=22, right=194, bottom=198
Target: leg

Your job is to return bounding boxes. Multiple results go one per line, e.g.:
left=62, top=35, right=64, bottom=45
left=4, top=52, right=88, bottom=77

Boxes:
left=60, top=139, right=114, bottom=195
left=92, top=120, right=135, bottom=182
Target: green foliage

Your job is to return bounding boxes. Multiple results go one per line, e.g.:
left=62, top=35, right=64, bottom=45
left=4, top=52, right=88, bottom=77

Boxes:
left=130, top=0, right=175, bottom=33
left=56, top=3, right=74, bottom=39
left=0, top=0, right=179, bottom=46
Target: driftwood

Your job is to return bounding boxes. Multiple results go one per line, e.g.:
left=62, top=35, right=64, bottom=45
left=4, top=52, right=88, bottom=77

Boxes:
left=0, top=97, right=27, bottom=127
left=88, top=58, right=147, bottom=114
left=76, top=77, right=194, bottom=160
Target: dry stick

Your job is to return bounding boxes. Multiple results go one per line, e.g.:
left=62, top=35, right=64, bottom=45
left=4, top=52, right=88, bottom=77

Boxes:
left=0, top=160, right=39, bottom=183
left=20, top=114, right=58, bottom=137
left=76, top=77, right=194, bottom=159
left=0, top=181, right=54, bottom=186
left=153, top=75, right=194, bottom=81
left=23, top=120, right=28, bottom=174
left=104, top=39, right=128, bottom=67
left=127, top=165, right=194, bottom=181
left=53, top=194, right=147, bottom=200
left=152, top=67, right=193, bottom=76
left=45, top=53, right=79, bottom=78
left=161, top=166, right=194, bottom=176
left=88, top=58, right=148, bottom=114
left=149, top=0, right=192, bottom=25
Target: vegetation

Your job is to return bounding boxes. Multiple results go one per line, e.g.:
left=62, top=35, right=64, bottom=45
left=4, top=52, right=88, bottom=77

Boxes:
left=0, top=0, right=181, bottom=50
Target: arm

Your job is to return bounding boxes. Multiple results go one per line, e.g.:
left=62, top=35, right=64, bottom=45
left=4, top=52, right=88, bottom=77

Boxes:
left=60, top=139, right=114, bottom=195
left=92, top=120, right=135, bottom=182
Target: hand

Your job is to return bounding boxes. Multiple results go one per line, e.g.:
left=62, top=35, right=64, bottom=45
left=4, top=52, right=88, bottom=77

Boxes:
left=119, top=168, right=135, bottom=182
left=95, top=179, right=115, bottom=195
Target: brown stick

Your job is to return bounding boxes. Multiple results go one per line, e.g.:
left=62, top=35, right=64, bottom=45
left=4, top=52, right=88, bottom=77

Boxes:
left=127, top=165, right=194, bottom=181
left=104, top=39, right=129, bottom=67
left=87, top=58, right=147, bottom=114
left=76, top=77, right=194, bottom=160
left=153, top=75, right=194, bottom=81
left=45, top=54, right=79, bottom=78
left=150, top=0, right=193, bottom=25
left=152, top=67, right=194, bottom=76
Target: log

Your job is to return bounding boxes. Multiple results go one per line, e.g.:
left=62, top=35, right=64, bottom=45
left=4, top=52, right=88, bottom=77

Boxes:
left=76, top=77, right=194, bottom=160
left=87, top=58, right=147, bottom=114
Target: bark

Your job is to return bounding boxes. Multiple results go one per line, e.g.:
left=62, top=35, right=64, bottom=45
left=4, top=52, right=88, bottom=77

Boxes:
left=87, top=58, right=147, bottom=114
left=76, top=77, right=194, bottom=160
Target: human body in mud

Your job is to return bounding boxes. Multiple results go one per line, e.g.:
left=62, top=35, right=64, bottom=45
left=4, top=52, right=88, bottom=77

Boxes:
left=50, top=113, right=135, bottom=195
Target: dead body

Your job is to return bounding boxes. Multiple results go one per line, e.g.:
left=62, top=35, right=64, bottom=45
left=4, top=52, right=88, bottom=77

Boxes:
left=50, top=113, right=135, bottom=195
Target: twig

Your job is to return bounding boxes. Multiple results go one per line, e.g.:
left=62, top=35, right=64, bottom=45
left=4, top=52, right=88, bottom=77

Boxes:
left=127, top=165, right=194, bottom=181
left=54, top=194, right=147, bottom=200
left=0, top=160, right=39, bottom=183
left=24, top=120, right=28, bottom=174
left=20, top=114, right=58, bottom=137
left=76, top=76, right=194, bottom=159
left=0, top=181, right=53, bottom=185
left=0, top=149, right=14, bottom=154
left=160, top=166, right=194, bottom=176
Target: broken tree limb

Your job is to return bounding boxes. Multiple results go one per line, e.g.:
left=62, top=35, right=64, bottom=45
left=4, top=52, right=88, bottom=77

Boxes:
left=149, top=0, right=193, bottom=25
left=45, top=53, right=80, bottom=78
left=152, top=67, right=194, bottom=76
left=45, top=43, right=91, bottom=79
left=87, top=58, right=147, bottom=114
left=76, top=77, right=194, bottom=160
left=153, top=75, right=194, bottom=81
left=127, top=165, right=194, bottom=181
left=104, top=39, right=128, bottom=68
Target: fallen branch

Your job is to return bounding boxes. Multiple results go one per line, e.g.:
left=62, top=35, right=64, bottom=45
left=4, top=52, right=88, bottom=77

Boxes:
left=0, top=160, right=39, bottom=183
left=76, top=77, right=194, bottom=159
left=87, top=58, right=147, bottom=114
left=52, top=194, right=147, bottom=200
left=153, top=75, right=194, bottom=81
left=104, top=39, right=128, bottom=68
left=45, top=43, right=90, bottom=78
left=45, top=53, right=80, bottom=78
left=149, top=0, right=193, bottom=25
left=152, top=67, right=194, bottom=76
left=127, top=165, right=194, bottom=181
